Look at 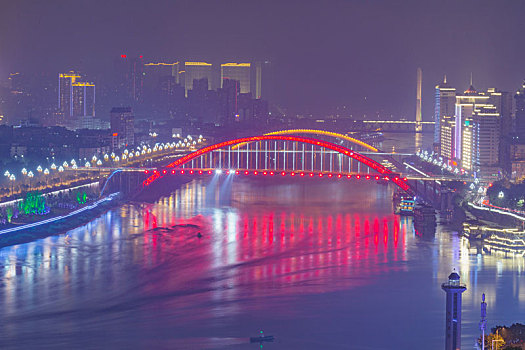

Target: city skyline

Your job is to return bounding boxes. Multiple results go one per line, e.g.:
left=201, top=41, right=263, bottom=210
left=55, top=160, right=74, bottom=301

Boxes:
left=1, top=0, right=524, bottom=118
left=1, top=2, right=525, bottom=348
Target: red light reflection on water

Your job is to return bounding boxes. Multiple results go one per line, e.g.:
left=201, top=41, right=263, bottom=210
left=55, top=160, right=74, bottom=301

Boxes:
left=140, top=211, right=408, bottom=299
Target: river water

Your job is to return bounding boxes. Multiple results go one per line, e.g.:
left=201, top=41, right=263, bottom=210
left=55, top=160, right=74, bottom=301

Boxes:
left=0, top=133, right=524, bottom=350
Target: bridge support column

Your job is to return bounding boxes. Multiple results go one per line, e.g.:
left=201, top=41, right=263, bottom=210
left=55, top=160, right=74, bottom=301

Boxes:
left=302, top=144, right=305, bottom=171
left=265, top=141, right=268, bottom=170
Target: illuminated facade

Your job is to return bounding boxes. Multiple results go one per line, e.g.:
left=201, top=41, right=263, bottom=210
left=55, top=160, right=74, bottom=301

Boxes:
left=254, top=60, right=271, bottom=101
left=58, top=71, right=95, bottom=121
left=58, top=71, right=81, bottom=117
left=440, top=115, right=455, bottom=160
left=72, top=82, right=95, bottom=117
left=184, top=62, right=212, bottom=96
left=434, top=76, right=456, bottom=145
left=461, top=119, right=473, bottom=170
left=221, top=63, right=251, bottom=94
left=437, top=80, right=503, bottom=175
left=472, top=106, right=500, bottom=170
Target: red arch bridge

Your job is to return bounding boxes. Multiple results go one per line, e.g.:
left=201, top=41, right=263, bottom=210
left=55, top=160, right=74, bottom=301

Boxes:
left=141, top=135, right=413, bottom=192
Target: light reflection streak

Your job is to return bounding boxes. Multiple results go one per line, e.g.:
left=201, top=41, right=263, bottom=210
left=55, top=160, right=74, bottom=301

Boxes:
left=0, top=178, right=524, bottom=348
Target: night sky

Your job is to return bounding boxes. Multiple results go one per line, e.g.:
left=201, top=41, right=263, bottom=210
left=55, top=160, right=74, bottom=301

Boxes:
left=1, top=0, right=524, bottom=118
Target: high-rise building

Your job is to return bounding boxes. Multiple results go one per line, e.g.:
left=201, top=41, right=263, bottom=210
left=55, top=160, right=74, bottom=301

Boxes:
left=217, top=78, right=240, bottom=124
left=72, top=82, right=95, bottom=117
left=254, top=60, right=272, bottom=101
left=434, top=76, right=456, bottom=146
left=58, top=71, right=81, bottom=118
left=58, top=71, right=95, bottom=119
left=113, top=55, right=144, bottom=103
left=440, top=115, right=456, bottom=161
left=515, top=81, right=525, bottom=139
left=110, top=107, right=134, bottom=149
left=416, top=68, right=422, bottom=132
left=441, top=271, right=466, bottom=350
left=472, top=105, right=500, bottom=170
left=144, top=62, right=180, bottom=89
left=221, top=63, right=251, bottom=94
left=438, top=78, right=505, bottom=178
left=453, top=82, right=490, bottom=162
left=184, top=62, right=212, bottom=96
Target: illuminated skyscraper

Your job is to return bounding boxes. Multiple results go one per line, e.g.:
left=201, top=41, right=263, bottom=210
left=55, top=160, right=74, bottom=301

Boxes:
left=58, top=71, right=81, bottom=117
left=416, top=68, right=422, bottom=132
left=434, top=76, right=456, bottom=146
left=454, top=82, right=489, bottom=162
left=254, top=60, right=272, bottom=101
left=446, top=80, right=503, bottom=177
left=58, top=71, right=95, bottom=118
left=221, top=63, right=251, bottom=94
left=441, top=271, right=466, bottom=350
left=440, top=115, right=455, bottom=161
left=72, top=82, right=95, bottom=117
left=184, top=62, right=212, bottom=96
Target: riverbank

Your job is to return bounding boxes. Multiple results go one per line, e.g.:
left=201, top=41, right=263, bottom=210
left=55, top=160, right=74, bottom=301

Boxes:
left=460, top=201, right=525, bottom=255
left=0, top=192, right=121, bottom=248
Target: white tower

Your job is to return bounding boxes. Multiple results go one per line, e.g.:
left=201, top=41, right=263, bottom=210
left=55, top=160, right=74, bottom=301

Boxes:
left=416, top=67, right=423, bottom=132
left=442, top=270, right=466, bottom=350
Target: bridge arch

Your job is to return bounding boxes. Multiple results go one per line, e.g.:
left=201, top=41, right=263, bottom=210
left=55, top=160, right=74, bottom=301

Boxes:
left=264, top=129, right=379, bottom=152
left=144, top=135, right=410, bottom=191
left=231, top=129, right=379, bottom=152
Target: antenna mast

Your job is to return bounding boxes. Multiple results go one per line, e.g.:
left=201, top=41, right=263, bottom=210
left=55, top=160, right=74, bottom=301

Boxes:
left=479, top=293, right=487, bottom=350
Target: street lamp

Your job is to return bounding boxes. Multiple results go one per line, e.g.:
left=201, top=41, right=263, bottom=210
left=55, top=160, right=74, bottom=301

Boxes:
left=9, top=174, right=15, bottom=196
left=37, top=165, right=43, bottom=173
left=43, top=168, right=49, bottom=187
left=4, top=170, right=10, bottom=177
left=27, top=171, right=34, bottom=191
left=498, top=191, right=504, bottom=199
left=96, top=160, right=102, bottom=166
left=63, top=161, right=69, bottom=168
left=85, top=162, right=91, bottom=168
left=21, top=168, right=27, bottom=176
left=51, top=163, right=57, bottom=170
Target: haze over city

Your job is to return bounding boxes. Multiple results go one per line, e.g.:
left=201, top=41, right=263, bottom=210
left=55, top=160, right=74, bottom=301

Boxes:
left=1, top=0, right=524, bottom=118
left=1, top=1, right=525, bottom=349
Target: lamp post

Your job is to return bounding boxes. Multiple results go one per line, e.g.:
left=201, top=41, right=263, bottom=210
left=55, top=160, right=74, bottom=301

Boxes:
left=9, top=174, right=16, bottom=196
left=43, top=168, right=49, bottom=187
left=27, top=171, right=34, bottom=191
